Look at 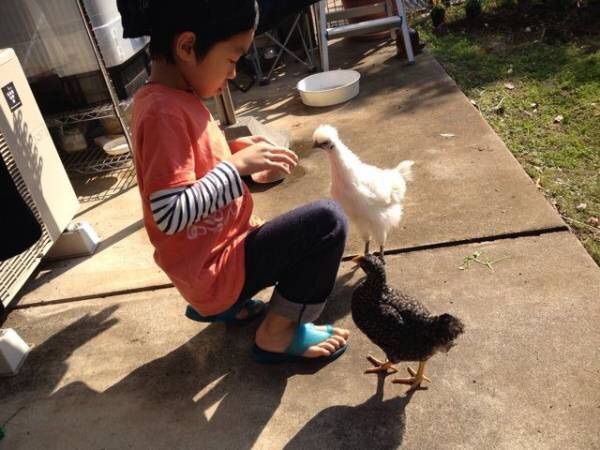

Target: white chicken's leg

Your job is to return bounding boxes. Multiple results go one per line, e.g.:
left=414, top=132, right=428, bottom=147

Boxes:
left=365, top=354, right=398, bottom=374
left=392, top=360, right=431, bottom=389
left=377, top=233, right=387, bottom=263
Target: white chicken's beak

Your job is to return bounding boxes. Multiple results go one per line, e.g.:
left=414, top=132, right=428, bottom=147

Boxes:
left=313, top=140, right=333, bottom=150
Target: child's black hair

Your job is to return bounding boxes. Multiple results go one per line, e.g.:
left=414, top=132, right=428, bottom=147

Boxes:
left=149, top=0, right=259, bottom=63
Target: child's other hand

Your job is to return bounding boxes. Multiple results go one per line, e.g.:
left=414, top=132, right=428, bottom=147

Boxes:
left=228, top=135, right=272, bottom=154
left=251, top=166, right=290, bottom=184
left=227, top=139, right=298, bottom=177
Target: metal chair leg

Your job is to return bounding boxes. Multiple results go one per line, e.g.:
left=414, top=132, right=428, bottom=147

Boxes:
left=317, top=0, right=329, bottom=71
left=250, top=41, right=269, bottom=85
left=394, top=0, right=415, bottom=64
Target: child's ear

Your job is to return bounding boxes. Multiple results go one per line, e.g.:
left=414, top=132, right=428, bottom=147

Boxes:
left=174, top=32, right=197, bottom=63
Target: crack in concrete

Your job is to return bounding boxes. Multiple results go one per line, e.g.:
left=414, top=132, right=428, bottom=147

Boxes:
left=2, top=406, right=26, bottom=427
left=341, top=225, right=569, bottom=260
left=9, top=283, right=174, bottom=311
left=8, top=226, right=569, bottom=312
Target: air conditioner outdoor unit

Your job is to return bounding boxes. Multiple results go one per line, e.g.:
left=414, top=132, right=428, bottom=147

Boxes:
left=0, top=48, right=79, bottom=311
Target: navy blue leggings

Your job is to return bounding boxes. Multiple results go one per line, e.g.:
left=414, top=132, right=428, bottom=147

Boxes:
left=236, top=200, right=348, bottom=323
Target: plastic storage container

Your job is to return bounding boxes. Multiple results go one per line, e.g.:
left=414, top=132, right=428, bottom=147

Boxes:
left=0, top=0, right=149, bottom=77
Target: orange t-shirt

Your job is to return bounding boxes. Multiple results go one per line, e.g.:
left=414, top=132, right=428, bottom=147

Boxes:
left=132, top=84, right=259, bottom=315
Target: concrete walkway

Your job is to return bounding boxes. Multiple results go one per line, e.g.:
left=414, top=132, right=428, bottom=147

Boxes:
left=2, top=39, right=599, bottom=449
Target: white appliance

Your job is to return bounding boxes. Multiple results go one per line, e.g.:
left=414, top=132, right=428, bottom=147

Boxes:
left=0, top=48, right=79, bottom=309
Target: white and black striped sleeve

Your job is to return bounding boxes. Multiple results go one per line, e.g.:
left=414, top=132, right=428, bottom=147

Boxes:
left=149, top=161, right=243, bottom=235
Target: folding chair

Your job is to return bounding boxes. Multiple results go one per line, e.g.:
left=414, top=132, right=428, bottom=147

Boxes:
left=251, top=8, right=317, bottom=85
left=313, top=0, right=415, bottom=71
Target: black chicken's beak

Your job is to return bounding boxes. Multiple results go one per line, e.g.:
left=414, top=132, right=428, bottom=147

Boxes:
left=351, top=255, right=363, bottom=266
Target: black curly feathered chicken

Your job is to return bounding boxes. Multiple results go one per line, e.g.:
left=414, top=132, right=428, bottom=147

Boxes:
left=351, top=254, right=465, bottom=389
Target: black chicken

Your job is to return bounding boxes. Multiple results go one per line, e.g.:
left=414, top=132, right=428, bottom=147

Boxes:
left=351, top=255, right=465, bottom=389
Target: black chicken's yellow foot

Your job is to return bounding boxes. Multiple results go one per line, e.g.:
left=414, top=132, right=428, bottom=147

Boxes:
left=365, top=355, right=398, bottom=374
left=392, top=362, right=431, bottom=389
left=406, top=366, right=431, bottom=382
left=392, top=376, right=426, bottom=389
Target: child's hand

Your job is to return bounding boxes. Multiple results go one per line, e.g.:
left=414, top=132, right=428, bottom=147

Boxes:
left=227, top=140, right=298, bottom=177
left=228, top=135, right=272, bottom=154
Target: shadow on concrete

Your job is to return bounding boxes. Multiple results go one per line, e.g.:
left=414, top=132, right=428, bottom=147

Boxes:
left=284, top=375, right=415, bottom=450
left=232, top=37, right=429, bottom=126
left=233, top=60, right=458, bottom=154
left=0, top=306, right=119, bottom=398
left=0, top=300, right=366, bottom=448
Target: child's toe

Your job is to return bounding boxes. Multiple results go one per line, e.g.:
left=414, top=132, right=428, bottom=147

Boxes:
left=333, top=327, right=351, bottom=339
left=304, top=345, right=331, bottom=358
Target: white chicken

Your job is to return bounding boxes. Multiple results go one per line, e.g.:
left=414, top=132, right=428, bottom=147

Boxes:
left=312, top=125, right=414, bottom=260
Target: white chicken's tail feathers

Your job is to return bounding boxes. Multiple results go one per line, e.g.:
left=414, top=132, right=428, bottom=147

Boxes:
left=395, top=160, right=414, bottom=182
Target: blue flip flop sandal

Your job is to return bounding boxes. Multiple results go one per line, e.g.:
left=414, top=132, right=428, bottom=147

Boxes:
left=253, top=323, right=348, bottom=364
left=185, top=299, right=266, bottom=325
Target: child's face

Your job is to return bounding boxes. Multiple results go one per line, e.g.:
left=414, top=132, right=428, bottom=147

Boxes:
left=176, top=30, right=254, bottom=97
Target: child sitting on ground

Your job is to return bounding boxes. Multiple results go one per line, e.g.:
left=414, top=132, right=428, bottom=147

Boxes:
left=131, top=0, right=349, bottom=363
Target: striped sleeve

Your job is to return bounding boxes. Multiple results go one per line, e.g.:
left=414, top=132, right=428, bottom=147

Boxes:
left=149, top=161, right=243, bottom=235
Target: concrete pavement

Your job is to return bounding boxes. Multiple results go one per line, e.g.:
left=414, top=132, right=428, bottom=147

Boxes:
left=2, top=38, right=598, bottom=449
left=2, top=233, right=598, bottom=449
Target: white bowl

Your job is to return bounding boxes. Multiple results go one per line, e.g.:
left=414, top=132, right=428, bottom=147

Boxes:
left=297, top=70, right=360, bottom=107
left=101, top=135, right=130, bottom=156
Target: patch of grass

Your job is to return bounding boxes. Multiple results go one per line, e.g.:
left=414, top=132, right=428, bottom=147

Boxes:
left=414, top=3, right=600, bottom=265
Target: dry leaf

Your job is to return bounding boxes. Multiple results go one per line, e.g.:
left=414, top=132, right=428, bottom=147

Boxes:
left=504, top=82, right=515, bottom=90
left=440, top=133, right=456, bottom=138
left=554, top=114, right=564, bottom=123
left=576, top=203, right=587, bottom=211
left=493, top=96, right=506, bottom=114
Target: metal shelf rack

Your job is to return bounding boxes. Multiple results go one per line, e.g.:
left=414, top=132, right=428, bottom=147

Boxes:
left=45, top=98, right=133, bottom=128
left=40, top=0, right=139, bottom=202
left=48, top=101, right=137, bottom=201
left=69, top=164, right=138, bottom=203
left=59, top=145, right=132, bottom=175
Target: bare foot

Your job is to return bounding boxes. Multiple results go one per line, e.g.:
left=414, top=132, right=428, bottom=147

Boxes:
left=255, top=312, right=350, bottom=358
